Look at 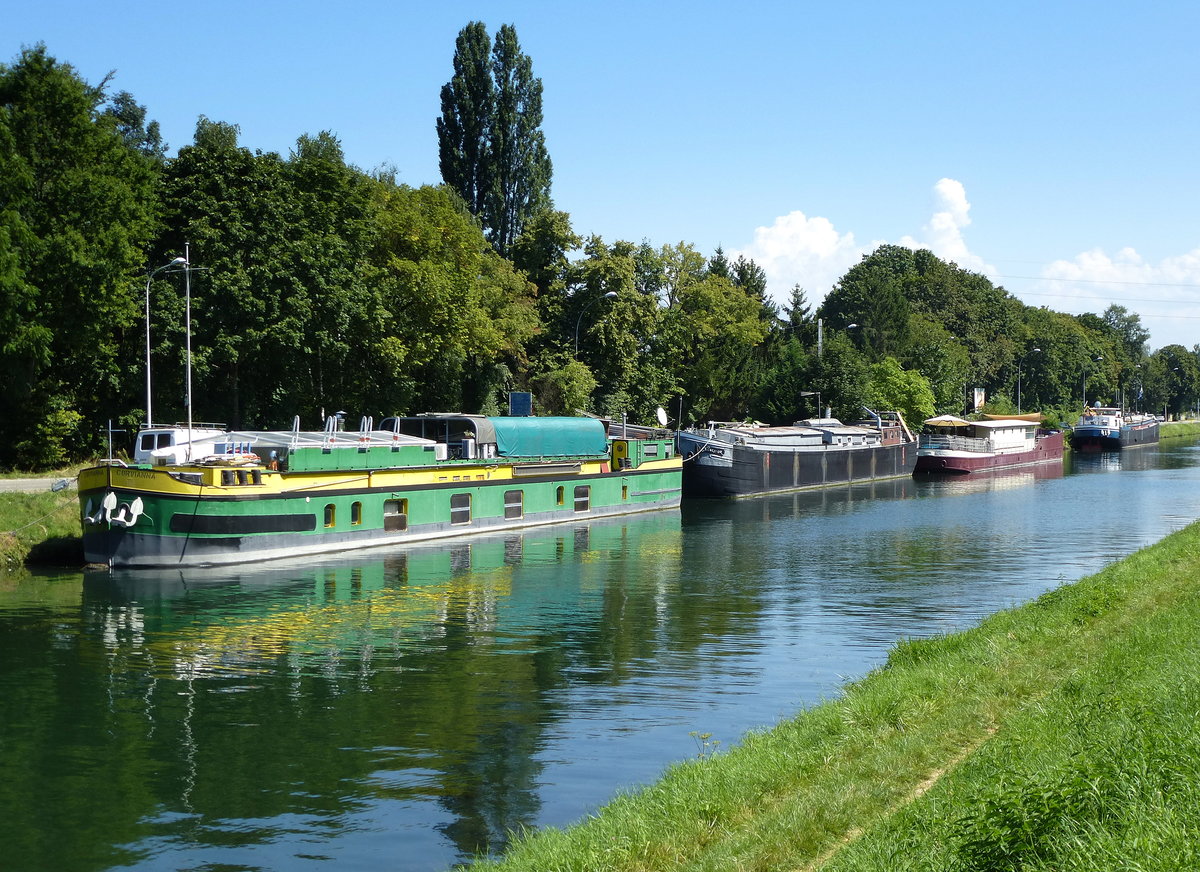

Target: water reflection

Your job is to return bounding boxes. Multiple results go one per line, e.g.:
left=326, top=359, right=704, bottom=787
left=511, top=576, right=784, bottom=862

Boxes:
left=913, top=460, right=1064, bottom=495
left=7, top=512, right=689, bottom=871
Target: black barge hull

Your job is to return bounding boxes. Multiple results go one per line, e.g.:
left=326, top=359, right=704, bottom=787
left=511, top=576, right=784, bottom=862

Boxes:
left=680, top=440, right=917, bottom=498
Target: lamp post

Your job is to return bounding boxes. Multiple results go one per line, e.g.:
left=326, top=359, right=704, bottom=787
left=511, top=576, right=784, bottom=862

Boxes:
left=575, top=291, right=617, bottom=354
left=799, top=390, right=821, bottom=420
left=1017, top=347, right=1040, bottom=414
left=184, top=243, right=194, bottom=456
left=144, top=256, right=188, bottom=427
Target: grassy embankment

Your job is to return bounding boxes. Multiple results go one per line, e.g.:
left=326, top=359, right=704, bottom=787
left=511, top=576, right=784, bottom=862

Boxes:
left=0, top=485, right=82, bottom=569
left=1162, top=419, right=1200, bottom=440
left=475, top=520, right=1200, bottom=871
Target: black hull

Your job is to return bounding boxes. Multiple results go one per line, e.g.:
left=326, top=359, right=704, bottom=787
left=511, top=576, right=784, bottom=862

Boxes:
left=1069, top=420, right=1159, bottom=452
left=682, top=441, right=917, bottom=498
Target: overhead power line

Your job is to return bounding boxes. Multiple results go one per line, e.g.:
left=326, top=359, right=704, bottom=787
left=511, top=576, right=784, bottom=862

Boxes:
left=994, top=274, right=1200, bottom=291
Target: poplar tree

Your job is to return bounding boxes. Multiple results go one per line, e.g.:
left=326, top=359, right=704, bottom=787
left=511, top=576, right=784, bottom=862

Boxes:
left=486, top=24, right=551, bottom=256
left=436, top=22, right=493, bottom=218
left=437, top=22, right=552, bottom=256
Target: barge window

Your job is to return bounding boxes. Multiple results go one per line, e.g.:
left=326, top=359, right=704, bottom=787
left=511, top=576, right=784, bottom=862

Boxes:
left=141, top=432, right=173, bottom=452
left=351, top=501, right=363, bottom=526
left=556, top=486, right=565, bottom=506
left=504, top=490, right=523, bottom=520
left=644, top=443, right=658, bottom=457
left=622, top=485, right=629, bottom=501
left=573, top=485, right=590, bottom=513
left=451, top=493, right=472, bottom=525
left=384, top=499, right=408, bottom=532
left=324, top=504, right=336, bottom=528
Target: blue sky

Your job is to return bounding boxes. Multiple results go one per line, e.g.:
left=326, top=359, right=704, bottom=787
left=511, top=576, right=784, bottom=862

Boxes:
left=8, top=1, right=1200, bottom=350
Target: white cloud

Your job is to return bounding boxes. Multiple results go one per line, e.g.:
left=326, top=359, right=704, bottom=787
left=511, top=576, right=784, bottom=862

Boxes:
left=732, top=178, right=994, bottom=313
left=732, top=179, right=1199, bottom=350
left=898, top=178, right=994, bottom=275
left=727, top=210, right=866, bottom=308
left=1035, top=247, right=1200, bottom=349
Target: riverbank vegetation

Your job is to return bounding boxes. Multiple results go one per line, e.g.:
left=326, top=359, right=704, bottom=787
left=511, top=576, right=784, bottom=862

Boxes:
left=1161, top=419, right=1200, bottom=440
left=4, top=32, right=1198, bottom=471
left=0, top=488, right=81, bottom=568
left=472, top=519, right=1200, bottom=871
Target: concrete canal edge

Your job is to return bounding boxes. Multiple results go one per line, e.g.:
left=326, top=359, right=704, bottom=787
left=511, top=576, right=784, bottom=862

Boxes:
left=475, top=516, right=1200, bottom=871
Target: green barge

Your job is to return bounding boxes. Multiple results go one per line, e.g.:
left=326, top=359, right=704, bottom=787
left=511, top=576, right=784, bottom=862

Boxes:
left=79, top=414, right=681, bottom=569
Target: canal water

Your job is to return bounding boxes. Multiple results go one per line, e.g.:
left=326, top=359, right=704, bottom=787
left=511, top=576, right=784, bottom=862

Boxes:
left=4, top=440, right=1200, bottom=871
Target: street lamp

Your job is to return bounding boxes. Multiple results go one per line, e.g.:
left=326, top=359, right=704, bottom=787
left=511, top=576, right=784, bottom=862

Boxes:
left=799, top=390, right=821, bottom=420
left=574, top=291, right=617, bottom=354
left=144, top=256, right=188, bottom=427
left=1017, top=347, right=1040, bottom=414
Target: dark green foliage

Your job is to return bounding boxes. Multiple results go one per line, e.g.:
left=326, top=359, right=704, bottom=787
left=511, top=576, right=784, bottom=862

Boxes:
left=707, top=246, right=732, bottom=280
left=752, top=336, right=812, bottom=423
left=510, top=207, right=580, bottom=354
left=487, top=24, right=552, bottom=256
left=104, top=90, right=166, bottom=160
left=436, top=22, right=493, bottom=218
left=0, top=46, right=159, bottom=467
left=437, top=22, right=552, bottom=256
left=812, top=334, right=869, bottom=421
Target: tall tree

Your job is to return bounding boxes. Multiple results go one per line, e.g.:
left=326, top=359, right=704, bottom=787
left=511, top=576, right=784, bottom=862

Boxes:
left=104, top=90, right=166, bottom=160
left=707, top=247, right=732, bottom=280
left=486, top=24, right=552, bottom=256
left=731, top=254, right=768, bottom=303
left=436, top=22, right=493, bottom=217
left=437, top=22, right=552, bottom=256
left=0, top=46, right=159, bottom=467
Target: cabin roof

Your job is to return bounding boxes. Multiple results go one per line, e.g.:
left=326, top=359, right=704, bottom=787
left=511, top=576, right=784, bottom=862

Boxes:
left=967, top=419, right=1040, bottom=430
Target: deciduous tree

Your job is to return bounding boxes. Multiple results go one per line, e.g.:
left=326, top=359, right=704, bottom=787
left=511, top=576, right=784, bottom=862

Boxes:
left=0, top=46, right=158, bottom=467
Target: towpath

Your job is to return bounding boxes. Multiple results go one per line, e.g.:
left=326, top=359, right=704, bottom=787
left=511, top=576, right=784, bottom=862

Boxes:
left=0, top=477, right=74, bottom=493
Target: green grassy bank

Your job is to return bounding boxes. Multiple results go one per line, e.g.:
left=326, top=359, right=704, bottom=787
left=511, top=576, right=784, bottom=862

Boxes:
left=476, top=520, right=1200, bottom=871
left=0, top=487, right=82, bottom=569
left=1162, top=419, right=1200, bottom=440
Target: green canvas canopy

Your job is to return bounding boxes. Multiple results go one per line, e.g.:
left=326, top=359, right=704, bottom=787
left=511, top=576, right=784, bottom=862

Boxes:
left=488, top=416, right=609, bottom=457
